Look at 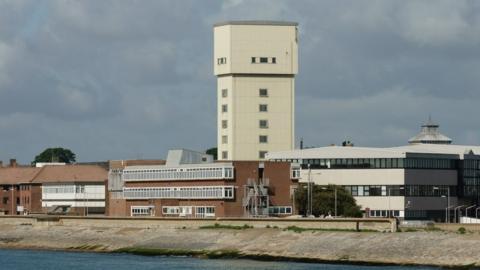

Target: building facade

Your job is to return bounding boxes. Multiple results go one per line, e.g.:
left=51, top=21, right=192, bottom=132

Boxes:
left=214, top=21, right=298, bottom=160
left=0, top=162, right=108, bottom=215
left=266, top=120, right=480, bottom=222
left=107, top=149, right=299, bottom=217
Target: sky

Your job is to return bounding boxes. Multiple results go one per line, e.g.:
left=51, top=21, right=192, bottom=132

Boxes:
left=1, top=0, right=480, bottom=164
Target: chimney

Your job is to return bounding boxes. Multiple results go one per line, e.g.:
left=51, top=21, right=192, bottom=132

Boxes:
left=9, top=159, right=17, bottom=168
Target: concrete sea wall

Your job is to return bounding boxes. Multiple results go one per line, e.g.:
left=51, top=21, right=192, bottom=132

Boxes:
left=0, top=216, right=479, bottom=268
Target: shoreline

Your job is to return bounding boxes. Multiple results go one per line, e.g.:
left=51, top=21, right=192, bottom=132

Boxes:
left=0, top=217, right=479, bottom=269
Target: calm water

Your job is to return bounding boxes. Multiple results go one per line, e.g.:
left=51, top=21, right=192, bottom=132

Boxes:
left=0, top=249, right=439, bottom=270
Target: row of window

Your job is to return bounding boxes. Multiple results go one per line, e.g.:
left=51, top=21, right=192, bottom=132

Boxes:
left=221, top=88, right=269, bottom=98
left=131, top=206, right=154, bottom=216
left=221, top=135, right=268, bottom=145
left=216, top=57, right=277, bottom=65
left=268, top=206, right=293, bottom=215
left=221, top=150, right=269, bottom=160
left=270, top=158, right=457, bottom=170
left=222, top=120, right=269, bottom=129
left=122, top=167, right=234, bottom=181
left=123, top=186, right=235, bottom=200
left=42, top=185, right=85, bottom=194
left=344, top=185, right=456, bottom=197
left=369, top=210, right=401, bottom=217
left=162, top=206, right=216, bottom=217
left=221, top=104, right=269, bottom=113
left=251, top=57, right=276, bottom=64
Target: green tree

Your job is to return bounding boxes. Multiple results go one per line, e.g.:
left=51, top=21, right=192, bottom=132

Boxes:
left=295, top=184, right=362, bottom=217
left=205, top=147, right=218, bottom=160
left=33, top=147, right=76, bottom=165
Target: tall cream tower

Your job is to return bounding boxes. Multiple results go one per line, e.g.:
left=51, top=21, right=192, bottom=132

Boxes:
left=214, top=21, right=298, bottom=160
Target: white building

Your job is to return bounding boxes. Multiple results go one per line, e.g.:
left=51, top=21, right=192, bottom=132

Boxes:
left=214, top=21, right=298, bottom=160
left=34, top=165, right=107, bottom=214
left=267, top=121, right=480, bottom=221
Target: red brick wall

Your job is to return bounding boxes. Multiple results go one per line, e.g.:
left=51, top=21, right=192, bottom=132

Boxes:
left=107, top=161, right=295, bottom=217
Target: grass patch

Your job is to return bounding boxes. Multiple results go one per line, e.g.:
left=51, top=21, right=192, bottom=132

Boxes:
left=424, top=226, right=443, bottom=232
left=199, top=223, right=253, bottom=230
left=68, top=244, right=105, bottom=251
left=283, top=225, right=376, bottom=233
left=114, top=247, right=240, bottom=259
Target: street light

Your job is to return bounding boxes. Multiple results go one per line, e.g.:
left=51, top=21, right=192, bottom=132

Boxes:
left=465, top=205, right=476, bottom=223
left=321, top=185, right=337, bottom=217
left=388, top=186, right=404, bottom=218
left=307, top=164, right=312, bottom=217
left=454, top=205, right=465, bottom=223
left=435, top=186, right=450, bottom=223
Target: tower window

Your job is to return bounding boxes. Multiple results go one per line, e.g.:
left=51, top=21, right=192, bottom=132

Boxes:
left=260, top=57, right=268, bottom=63
left=272, top=57, right=276, bottom=64
left=222, top=136, right=228, bottom=144
left=259, top=135, right=268, bottom=143
left=259, top=104, right=268, bottom=112
left=259, top=151, right=268, bottom=159
left=259, top=89, right=268, bottom=97
left=222, top=120, right=228, bottom=129
left=222, top=104, right=228, bottom=113
left=259, top=120, right=269, bottom=129
left=221, top=89, right=228, bottom=97
left=217, top=57, right=227, bottom=65
left=222, top=151, right=228, bottom=159
left=251, top=57, right=256, bottom=63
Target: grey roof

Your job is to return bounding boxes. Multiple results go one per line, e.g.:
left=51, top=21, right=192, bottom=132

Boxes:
left=214, top=20, right=298, bottom=27
left=408, top=118, right=452, bottom=144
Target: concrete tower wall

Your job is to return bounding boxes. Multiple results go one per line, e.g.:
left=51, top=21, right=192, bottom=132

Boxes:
left=214, top=21, right=298, bottom=160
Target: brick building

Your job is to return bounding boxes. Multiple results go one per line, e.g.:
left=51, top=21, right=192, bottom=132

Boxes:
left=0, top=160, right=42, bottom=215
left=107, top=150, right=299, bottom=217
left=0, top=161, right=107, bottom=215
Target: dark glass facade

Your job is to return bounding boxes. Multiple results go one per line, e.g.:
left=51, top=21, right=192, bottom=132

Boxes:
left=343, top=185, right=456, bottom=197
left=272, top=158, right=457, bottom=170
left=459, top=158, right=480, bottom=204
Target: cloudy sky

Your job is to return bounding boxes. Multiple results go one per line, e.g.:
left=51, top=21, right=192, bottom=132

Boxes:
left=1, top=0, right=479, bottom=163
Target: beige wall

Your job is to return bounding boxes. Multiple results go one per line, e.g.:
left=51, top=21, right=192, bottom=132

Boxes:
left=214, top=24, right=298, bottom=75
left=215, top=23, right=297, bottom=161
left=217, top=76, right=295, bottom=160
left=302, top=169, right=406, bottom=185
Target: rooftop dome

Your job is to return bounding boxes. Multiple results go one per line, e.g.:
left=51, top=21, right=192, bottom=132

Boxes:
left=408, top=117, right=452, bottom=145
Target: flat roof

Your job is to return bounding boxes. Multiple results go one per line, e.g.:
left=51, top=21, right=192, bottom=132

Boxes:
left=267, top=144, right=480, bottom=160
left=214, top=20, right=298, bottom=27
left=124, top=162, right=234, bottom=170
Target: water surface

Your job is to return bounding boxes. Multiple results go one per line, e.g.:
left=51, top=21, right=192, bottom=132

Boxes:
left=0, top=249, right=440, bottom=270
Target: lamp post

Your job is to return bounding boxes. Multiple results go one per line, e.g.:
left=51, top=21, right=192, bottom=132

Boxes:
left=388, top=186, right=404, bottom=218
left=454, top=205, right=465, bottom=223
left=321, top=185, right=337, bottom=217
left=465, top=205, right=476, bottom=223
left=435, top=186, right=450, bottom=223
left=307, top=164, right=312, bottom=217
left=476, top=206, right=480, bottom=220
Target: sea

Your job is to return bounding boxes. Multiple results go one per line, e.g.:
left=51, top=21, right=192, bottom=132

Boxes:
left=0, top=249, right=440, bottom=270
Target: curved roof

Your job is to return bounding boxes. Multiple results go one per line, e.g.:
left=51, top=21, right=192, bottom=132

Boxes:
left=214, top=20, right=298, bottom=27
left=408, top=118, right=452, bottom=144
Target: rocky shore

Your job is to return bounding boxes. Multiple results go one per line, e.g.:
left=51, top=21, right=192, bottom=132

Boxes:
left=0, top=218, right=479, bottom=268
